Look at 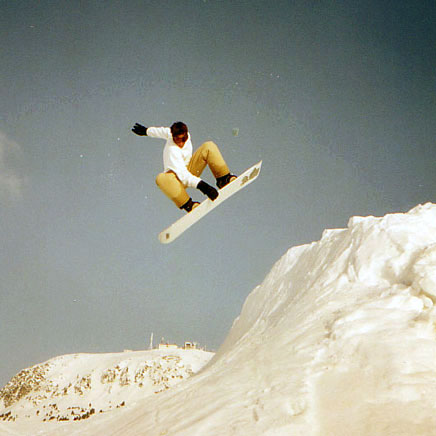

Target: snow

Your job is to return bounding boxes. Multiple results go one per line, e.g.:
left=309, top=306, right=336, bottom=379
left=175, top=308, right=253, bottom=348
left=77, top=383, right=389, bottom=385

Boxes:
left=3, top=203, right=436, bottom=435
left=0, top=349, right=213, bottom=433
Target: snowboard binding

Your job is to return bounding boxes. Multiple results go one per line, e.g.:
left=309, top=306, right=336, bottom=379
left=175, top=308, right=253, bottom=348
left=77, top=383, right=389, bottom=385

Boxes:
left=216, top=173, right=237, bottom=189
left=180, top=198, right=200, bottom=213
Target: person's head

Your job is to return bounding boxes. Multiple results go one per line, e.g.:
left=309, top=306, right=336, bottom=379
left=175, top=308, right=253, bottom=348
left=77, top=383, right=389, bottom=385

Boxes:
left=171, top=121, right=188, bottom=147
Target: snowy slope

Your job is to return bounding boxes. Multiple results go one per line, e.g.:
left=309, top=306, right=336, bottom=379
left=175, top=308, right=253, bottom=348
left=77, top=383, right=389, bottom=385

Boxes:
left=4, top=203, right=436, bottom=435
left=0, top=349, right=213, bottom=430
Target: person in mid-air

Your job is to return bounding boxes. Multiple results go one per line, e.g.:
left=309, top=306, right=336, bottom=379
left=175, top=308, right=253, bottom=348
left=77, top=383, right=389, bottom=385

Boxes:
left=131, top=121, right=237, bottom=212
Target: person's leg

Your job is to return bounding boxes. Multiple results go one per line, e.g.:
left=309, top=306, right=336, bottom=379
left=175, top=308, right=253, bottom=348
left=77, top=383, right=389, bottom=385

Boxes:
left=155, top=172, right=190, bottom=208
left=188, top=141, right=230, bottom=179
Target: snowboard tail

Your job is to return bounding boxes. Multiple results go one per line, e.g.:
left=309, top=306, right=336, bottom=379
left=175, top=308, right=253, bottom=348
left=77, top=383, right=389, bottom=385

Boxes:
left=158, top=160, right=262, bottom=244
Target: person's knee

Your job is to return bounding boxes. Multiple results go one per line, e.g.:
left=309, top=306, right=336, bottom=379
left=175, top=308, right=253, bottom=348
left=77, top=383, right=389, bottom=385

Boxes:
left=155, top=172, right=167, bottom=188
left=202, top=140, right=218, bottom=152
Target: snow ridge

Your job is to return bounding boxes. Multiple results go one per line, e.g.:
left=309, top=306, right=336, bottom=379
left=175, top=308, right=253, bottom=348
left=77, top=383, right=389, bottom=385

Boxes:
left=115, top=202, right=436, bottom=436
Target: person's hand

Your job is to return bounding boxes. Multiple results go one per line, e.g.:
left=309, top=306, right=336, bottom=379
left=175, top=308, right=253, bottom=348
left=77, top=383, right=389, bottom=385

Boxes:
left=197, top=180, right=218, bottom=201
left=132, top=123, right=148, bottom=136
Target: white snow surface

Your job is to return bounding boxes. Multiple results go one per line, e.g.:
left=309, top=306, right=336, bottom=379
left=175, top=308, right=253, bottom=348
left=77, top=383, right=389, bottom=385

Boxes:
left=0, top=349, right=213, bottom=434
left=3, top=203, right=436, bottom=435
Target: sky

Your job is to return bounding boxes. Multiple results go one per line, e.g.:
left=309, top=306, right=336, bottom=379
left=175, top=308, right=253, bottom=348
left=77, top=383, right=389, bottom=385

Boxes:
left=0, top=0, right=435, bottom=387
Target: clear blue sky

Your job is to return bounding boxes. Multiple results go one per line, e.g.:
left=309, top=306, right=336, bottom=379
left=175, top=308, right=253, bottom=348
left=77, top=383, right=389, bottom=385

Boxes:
left=1, top=0, right=435, bottom=386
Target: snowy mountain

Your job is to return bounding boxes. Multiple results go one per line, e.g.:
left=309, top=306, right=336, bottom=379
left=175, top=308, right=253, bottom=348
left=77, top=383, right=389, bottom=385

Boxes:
left=2, top=203, right=436, bottom=435
left=0, top=349, right=213, bottom=430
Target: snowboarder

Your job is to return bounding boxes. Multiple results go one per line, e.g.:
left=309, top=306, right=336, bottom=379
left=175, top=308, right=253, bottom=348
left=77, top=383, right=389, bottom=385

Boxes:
left=131, top=121, right=236, bottom=212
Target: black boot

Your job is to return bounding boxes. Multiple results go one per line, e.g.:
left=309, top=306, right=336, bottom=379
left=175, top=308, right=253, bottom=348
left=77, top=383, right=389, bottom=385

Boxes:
left=216, top=173, right=237, bottom=189
left=180, top=198, right=200, bottom=213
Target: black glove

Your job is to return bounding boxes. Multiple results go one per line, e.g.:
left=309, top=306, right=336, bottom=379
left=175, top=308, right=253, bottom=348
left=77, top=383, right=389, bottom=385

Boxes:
left=197, top=180, right=218, bottom=201
left=132, top=123, right=148, bottom=136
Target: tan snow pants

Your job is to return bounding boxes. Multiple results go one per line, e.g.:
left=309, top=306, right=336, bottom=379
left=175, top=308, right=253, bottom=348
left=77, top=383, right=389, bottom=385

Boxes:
left=155, top=141, right=230, bottom=208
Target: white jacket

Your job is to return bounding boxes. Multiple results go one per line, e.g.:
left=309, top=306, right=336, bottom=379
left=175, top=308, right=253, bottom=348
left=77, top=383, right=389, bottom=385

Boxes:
left=146, top=127, right=201, bottom=188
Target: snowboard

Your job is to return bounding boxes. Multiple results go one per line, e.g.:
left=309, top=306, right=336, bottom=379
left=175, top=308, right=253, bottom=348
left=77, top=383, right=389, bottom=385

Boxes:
left=159, top=160, right=262, bottom=244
